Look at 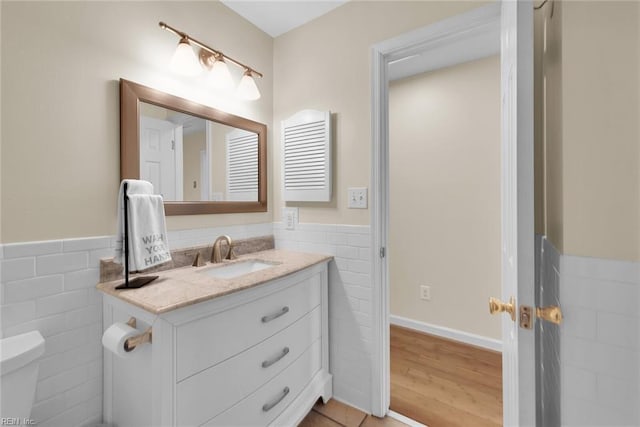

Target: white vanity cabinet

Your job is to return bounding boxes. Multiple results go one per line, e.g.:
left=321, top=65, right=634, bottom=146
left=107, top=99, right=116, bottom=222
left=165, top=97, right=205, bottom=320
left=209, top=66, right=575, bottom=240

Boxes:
left=102, top=261, right=331, bottom=427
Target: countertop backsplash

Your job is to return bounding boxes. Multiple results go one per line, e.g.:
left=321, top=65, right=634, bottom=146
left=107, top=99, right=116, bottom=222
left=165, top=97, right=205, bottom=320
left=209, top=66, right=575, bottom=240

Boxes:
left=99, top=235, right=275, bottom=283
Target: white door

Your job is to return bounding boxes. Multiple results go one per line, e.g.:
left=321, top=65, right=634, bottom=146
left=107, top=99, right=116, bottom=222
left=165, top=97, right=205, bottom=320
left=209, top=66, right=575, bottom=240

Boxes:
left=371, top=2, right=537, bottom=425
left=139, top=117, right=183, bottom=200
left=500, top=1, right=535, bottom=425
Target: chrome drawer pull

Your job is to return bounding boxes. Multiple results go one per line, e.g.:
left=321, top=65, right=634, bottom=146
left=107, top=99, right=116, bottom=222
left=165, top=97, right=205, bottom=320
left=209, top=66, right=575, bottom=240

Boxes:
left=261, top=347, right=290, bottom=368
left=261, top=306, right=289, bottom=323
left=262, top=387, right=290, bottom=412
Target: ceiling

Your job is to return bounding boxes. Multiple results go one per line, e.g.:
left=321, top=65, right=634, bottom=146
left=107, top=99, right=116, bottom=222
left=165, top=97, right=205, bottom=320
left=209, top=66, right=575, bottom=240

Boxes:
left=221, top=0, right=348, bottom=38
left=221, top=0, right=499, bottom=81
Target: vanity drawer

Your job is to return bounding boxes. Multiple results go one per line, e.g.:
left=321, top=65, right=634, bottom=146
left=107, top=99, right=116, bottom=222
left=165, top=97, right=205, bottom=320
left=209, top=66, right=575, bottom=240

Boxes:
left=201, top=338, right=322, bottom=427
left=176, top=273, right=321, bottom=381
left=176, top=306, right=321, bottom=426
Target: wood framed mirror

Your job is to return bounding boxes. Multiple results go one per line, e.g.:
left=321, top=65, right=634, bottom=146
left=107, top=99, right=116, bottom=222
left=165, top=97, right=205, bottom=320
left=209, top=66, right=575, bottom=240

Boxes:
left=120, top=79, right=267, bottom=215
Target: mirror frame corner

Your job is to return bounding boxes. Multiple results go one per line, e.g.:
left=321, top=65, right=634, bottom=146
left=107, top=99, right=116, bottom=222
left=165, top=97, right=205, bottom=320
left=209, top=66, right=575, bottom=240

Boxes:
left=120, top=79, right=267, bottom=215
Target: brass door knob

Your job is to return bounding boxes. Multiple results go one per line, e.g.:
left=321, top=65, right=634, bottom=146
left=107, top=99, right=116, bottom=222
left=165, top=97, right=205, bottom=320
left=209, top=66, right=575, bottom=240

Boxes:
left=536, top=305, right=563, bottom=325
left=489, top=296, right=516, bottom=321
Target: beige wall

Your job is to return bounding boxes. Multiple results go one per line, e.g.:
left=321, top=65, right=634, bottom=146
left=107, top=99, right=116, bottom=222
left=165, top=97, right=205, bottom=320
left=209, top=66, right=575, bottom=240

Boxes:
left=534, top=7, right=545, bottom=236
left=539, top=0, right=565, bottom=251
left=562, top=1, right=639, bottom=262
left=273, top=1, right=489, bottom=226
left=140, top=103, right=169, bottom=121
left=183, top=131, right=206, bottom=201
left=210, top=123, right=236, bottom=199
left=389, top=57, right=501, bottom=339
left=4, top=0, right=638, bottom=262
left=542, top=1, right=640, bottom=262
left=274, top=0, right=640, bottom=263
left=1, top=1, right=273, bottom=243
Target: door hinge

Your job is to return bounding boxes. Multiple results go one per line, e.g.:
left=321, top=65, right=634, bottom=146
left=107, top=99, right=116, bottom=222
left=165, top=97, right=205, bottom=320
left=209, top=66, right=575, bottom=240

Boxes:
left=171, top=140, right=175, bottom=150
left=379, top=247, right=386, bottom=258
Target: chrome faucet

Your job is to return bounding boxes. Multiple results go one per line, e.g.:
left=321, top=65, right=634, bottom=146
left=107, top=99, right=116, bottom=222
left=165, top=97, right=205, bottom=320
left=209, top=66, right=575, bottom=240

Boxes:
left=211, top=235, right=235, bottom=263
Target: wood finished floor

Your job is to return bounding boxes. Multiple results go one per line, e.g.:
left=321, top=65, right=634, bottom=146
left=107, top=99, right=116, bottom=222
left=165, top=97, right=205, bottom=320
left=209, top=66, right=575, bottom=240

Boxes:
left=299, top=398, right=408, bottom=427
left=390, top=325, right=503, bottom=427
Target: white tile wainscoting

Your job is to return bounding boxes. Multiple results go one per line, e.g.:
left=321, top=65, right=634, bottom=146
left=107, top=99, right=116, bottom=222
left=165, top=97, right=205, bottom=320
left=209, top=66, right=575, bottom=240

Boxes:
left=3, top=220, right=636, bottom=426
left=1, top=237, right=104, bottom=427
left=0, top=223, right=273, bottom=427
left=556, top=245, right=640, bottom=426
left=273, top=222, right=373, bottom=413
left=538, top=236, right=561, bottom=426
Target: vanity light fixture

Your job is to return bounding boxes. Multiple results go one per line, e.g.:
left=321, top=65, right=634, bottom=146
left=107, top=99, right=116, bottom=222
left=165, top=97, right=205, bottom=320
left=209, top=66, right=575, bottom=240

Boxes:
left=160, top=21, right=262, bottom=100
left=206, top=55, right=235, bottom=92
left=170, top=36, right=201, bottom=76
left=237, top=70, right=261, bottom=101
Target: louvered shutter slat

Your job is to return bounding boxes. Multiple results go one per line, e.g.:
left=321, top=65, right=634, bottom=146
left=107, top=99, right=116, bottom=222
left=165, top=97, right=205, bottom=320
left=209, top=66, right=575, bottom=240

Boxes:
left=282, top=110, right=332, bottom=202
left=226, top=129, right=259, bottom=201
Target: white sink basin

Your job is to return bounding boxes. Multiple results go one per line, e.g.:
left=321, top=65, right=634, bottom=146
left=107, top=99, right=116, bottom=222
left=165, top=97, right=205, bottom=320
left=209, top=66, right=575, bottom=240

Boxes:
left=200, top=260, right=277, bottom=279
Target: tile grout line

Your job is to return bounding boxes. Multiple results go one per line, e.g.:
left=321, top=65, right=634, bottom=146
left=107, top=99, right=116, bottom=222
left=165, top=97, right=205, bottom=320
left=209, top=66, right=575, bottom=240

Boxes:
left=311, top=408, right=349, bottom=427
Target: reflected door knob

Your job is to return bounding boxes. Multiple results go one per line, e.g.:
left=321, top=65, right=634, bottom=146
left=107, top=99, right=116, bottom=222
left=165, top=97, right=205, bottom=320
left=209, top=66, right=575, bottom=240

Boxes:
left=489, top=296, right=516, bottom=321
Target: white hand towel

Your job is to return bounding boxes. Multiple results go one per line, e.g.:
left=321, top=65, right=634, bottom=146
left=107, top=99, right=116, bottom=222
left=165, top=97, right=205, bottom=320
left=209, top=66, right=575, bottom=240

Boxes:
left=127, top=194, right=171, bottom=271
left=115, top=179, right=153, bottom=265
left=114, top=179, right=171, bottom=271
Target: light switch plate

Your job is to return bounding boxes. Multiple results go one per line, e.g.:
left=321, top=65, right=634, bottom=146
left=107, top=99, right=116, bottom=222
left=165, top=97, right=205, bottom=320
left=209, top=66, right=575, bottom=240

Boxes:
left=283, top=207, right=299, bottom=230
left=348, top=187, right=368, bottom=209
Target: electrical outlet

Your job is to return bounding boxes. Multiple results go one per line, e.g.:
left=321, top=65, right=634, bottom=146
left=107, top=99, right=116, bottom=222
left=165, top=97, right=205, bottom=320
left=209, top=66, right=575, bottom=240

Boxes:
left=348, top=187, right=368, bottom=209
left=420, top=285, right=431, bottom=301
left=283, top=207, right=298, bottom=230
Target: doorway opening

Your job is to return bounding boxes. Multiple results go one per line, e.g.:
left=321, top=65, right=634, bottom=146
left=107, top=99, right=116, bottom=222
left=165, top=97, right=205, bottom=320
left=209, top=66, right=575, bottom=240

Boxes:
left=387, top=54, right=502, bottom=426
left=370, top=2, right=537, bottom=426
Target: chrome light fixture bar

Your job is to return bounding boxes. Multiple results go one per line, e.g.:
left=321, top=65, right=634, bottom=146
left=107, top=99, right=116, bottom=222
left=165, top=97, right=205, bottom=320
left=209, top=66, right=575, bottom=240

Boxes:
left=159, top=21, right=262, bottom=100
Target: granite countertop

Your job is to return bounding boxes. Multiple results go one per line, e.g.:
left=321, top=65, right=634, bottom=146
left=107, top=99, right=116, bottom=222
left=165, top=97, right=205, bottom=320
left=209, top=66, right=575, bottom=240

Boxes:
left=96, top=249, right=333, bottom=314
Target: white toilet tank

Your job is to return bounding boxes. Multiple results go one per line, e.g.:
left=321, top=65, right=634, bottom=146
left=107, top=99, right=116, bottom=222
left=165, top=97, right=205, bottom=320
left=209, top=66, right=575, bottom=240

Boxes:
left=0, top=331, right=45, bottom=420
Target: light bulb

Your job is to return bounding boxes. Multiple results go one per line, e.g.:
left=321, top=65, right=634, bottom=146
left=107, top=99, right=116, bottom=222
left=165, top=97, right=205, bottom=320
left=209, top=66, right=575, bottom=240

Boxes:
left=209, top=58, right=234, bottom=92
left=170, top=37, right=201, bottom=76
left=237, top=71, right=261, bottom=101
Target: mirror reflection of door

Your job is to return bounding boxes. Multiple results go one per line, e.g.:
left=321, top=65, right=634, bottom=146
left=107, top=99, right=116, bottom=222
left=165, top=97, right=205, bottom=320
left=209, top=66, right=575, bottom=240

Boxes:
left=139, top=102, right=259, bottom=203
left=139, top=116, right=183, bottom=200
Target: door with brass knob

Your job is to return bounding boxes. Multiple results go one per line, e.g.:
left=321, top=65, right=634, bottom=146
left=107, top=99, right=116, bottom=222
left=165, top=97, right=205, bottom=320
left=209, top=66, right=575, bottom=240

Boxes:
left=370, top=2, right=538, bottom=423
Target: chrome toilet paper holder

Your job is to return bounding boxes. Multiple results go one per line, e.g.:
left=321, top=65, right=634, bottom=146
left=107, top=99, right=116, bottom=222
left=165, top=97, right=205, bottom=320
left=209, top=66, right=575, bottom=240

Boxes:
left=124, top=317, right=152, bottom=352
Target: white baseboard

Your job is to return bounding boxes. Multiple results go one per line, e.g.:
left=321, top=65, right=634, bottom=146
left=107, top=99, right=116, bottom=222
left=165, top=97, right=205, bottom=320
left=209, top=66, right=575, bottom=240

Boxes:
left=331, top=395, right=371, bottom=417
left=390, top=315, right=502, bottom=352
left=388, top=410, right=428, bottom=427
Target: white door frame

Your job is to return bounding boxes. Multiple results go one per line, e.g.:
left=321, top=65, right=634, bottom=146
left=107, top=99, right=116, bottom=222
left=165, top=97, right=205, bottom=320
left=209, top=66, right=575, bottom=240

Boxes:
left=370, top=2, right=535, bottom=424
